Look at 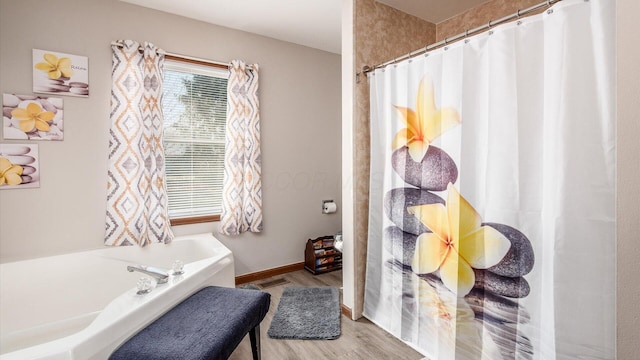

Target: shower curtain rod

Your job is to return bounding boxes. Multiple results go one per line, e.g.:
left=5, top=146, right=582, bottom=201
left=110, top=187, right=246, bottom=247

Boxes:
left=360, top=0, right=563, bottom=76
left=109, top=41, right=255, bottom=71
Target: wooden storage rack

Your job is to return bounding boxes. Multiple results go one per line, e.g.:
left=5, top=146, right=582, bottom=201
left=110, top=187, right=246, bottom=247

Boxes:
left=304, top=236, right=342, bottom=275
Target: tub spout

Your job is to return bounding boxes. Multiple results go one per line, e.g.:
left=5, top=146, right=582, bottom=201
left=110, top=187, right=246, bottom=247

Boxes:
left=127, top=265, right=169, bottom=284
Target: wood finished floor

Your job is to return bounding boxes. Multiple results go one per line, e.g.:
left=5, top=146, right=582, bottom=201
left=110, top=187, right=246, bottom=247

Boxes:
left=229, top=270, right=424, bottom=360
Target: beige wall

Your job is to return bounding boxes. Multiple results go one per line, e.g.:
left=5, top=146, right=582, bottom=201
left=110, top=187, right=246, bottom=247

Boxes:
left=0, top=0, right=342, bottom=276
left=616, top=0, right=640, bottom=356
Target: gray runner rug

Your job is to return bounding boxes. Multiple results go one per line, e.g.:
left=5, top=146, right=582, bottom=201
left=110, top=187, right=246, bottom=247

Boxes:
left=267, top=286, right=341, bottom=340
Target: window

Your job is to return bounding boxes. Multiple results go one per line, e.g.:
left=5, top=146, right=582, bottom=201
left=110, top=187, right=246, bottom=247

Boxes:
left=162, top=57, right=228, bottom=224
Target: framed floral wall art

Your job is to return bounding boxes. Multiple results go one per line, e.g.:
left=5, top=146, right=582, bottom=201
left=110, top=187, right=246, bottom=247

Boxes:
left=33, top=49, right=89, bottom=97
left=3, top=94, right=64, bottom=140
left=0, top=143, right=40, bottom=189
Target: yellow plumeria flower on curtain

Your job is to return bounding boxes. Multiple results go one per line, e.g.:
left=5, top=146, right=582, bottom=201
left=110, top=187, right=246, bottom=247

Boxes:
left=34, top=53, right=74, bottom=79
left=11, top=102, right=55, bottom=132
left=393, top=77, right=460, bottom=162
left=0, top=157, right=23, bottom=186
left=408, top=184, right=511, bottom=296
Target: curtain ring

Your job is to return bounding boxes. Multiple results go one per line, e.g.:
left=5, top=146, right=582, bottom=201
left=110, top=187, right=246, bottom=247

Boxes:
left=547, top=0, right=552, bottom=7
left=488, top=19, right=493, bottom=28
left=444, top=37, right=449, bottom=45
left=516, top=9, right=521, bottom=18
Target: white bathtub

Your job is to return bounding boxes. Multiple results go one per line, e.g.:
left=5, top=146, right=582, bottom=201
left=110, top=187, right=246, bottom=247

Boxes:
left=0, top=233, right=235, bottom=359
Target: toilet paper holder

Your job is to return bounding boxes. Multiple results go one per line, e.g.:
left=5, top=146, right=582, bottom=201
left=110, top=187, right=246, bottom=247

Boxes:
left=322, top=200, right=337, bottom=214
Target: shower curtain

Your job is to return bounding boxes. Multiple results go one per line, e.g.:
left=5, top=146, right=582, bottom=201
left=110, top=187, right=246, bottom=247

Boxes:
left=364, top=1, right=615, bottom=359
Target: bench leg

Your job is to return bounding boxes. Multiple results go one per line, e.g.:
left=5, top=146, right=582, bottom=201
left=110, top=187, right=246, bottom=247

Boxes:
left=249, top=324, right=261, bottom=360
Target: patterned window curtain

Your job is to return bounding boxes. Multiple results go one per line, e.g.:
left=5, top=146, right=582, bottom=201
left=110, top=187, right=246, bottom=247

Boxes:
left=105, top=40, right=174, bottom=246
left=220, top=60, right=262, bottom=236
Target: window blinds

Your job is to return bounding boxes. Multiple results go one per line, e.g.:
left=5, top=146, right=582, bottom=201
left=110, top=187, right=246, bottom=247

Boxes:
left=162, top=60, right=228, bottom=219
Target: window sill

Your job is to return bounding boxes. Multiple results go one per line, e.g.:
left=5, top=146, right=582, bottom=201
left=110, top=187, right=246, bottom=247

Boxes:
left=170, top=214, right=220, bottom=226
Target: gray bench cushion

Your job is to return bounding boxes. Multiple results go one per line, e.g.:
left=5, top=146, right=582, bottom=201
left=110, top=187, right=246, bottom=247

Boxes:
left=110, top=286, right=270, bottom=360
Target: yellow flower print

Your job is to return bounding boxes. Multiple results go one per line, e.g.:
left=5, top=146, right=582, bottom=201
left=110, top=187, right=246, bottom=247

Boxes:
left=34, top=53, right=74, bottom=79
left=11, top=102, right=55, bottom=132
left=393, top=77, right=460, bottom=162
left=0, top=157, right=23, bottom=186
left=408, top=184, right=511, bottom=296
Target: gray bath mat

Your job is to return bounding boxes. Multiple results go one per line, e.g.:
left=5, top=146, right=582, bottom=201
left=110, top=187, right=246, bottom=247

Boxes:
left=267, top=286, right=341, bottom=340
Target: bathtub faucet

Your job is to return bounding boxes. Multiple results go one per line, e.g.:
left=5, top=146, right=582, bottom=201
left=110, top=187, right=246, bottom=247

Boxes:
left=127, top=265, right=169, bottom=284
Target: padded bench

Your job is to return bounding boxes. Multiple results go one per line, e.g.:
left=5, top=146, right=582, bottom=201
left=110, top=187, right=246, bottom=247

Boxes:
left=109, top=286, right=271, bottom=360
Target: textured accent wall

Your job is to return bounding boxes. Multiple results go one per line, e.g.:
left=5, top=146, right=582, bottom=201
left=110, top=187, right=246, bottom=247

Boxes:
left=352, top=0, right=435, bottom=318
left=436, top=0, right=542, bottom=41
